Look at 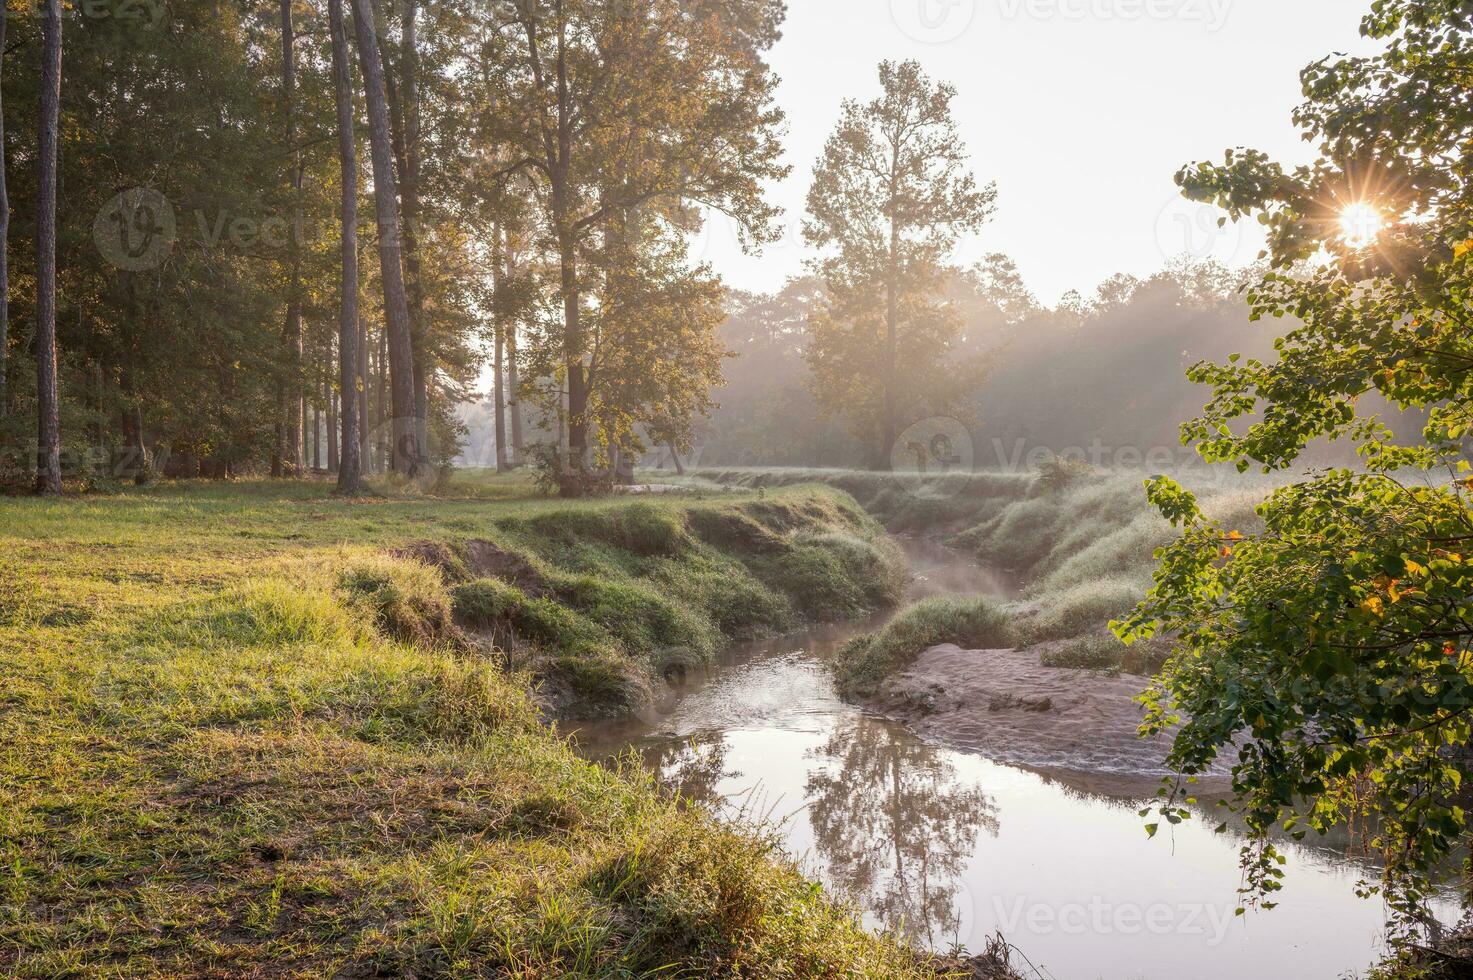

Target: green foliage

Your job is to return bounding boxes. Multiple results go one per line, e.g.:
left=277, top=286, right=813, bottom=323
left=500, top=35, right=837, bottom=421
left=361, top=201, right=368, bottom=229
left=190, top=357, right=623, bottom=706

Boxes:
left=836, top=596, right=1013, bottom=699
left=1122, top=0, right=1473, bottom=938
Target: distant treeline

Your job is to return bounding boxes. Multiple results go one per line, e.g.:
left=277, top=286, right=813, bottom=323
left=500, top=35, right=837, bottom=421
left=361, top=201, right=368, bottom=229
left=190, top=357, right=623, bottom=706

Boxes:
left=695, top=257, right=1425, bottom=472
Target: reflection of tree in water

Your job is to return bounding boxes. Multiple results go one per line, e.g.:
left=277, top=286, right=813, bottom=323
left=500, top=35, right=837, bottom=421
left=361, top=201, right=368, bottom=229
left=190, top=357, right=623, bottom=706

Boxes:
left=806, top=717, right=998, bottom=949
left=643, top=733, right=738, bottom=810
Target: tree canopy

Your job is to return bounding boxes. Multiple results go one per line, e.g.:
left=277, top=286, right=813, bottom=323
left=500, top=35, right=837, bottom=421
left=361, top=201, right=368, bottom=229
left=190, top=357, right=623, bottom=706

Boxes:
left=1117, top=0, right=1473, bottom=936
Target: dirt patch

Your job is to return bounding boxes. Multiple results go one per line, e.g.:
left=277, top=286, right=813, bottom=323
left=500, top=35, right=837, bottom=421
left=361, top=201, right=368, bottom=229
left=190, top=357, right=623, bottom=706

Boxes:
left=868, top=644, right=1229, bottom=780
left=391, top=541, right=470, bottom=583
left=464, top=539, right=546, bottom=595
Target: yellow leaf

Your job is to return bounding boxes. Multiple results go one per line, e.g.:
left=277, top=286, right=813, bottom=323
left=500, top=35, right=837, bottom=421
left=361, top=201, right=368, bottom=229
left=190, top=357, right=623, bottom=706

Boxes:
left=1405, top=559, right=1427, bottom=577
left=1362, top=596, right=1385, bottom=617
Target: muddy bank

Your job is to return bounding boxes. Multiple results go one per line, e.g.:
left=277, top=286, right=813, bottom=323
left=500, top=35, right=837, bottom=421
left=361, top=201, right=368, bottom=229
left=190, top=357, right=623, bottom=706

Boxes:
left=866, top=643, right=1229, bottom=780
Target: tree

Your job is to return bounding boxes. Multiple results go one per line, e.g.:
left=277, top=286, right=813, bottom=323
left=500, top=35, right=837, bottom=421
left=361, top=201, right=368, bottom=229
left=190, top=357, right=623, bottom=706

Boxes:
left=480, top=0, right=787, bottom=491
left=329, top=0, right=362, bottom=494
left=491, top=222, right=509, bottom=473
left=33, top=0, right=62, bottom=495
left=350, top=0, right=418, bottom=476
left=0, top=4, right=10, bottom=421
left=273, top=0, right=306, bottom=479
left=1116, top=0, right=1473, bottom=940
left=804, top=60, right=995, bottom=467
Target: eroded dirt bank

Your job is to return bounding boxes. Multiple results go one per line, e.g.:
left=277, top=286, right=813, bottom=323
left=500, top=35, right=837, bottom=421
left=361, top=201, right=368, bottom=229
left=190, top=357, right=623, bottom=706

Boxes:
left=867, top=643, right=1227, bottom=781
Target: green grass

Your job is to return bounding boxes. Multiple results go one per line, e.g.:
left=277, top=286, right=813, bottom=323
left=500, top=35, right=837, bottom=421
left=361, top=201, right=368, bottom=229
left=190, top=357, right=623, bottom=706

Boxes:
left=834, top=596, right=1014, bottom=699
left=0, top=473, right=953, bottom=978
left=700, top=466, right=1280, bottom=680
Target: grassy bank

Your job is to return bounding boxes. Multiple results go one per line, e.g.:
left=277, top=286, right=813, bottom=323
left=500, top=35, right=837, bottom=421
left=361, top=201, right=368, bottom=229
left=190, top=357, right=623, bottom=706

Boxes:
left=0, top=475, right=954, bottom=978
left=835, top=596, right=1014, bottom=699
left=699, top=465, right=1272, bottom=685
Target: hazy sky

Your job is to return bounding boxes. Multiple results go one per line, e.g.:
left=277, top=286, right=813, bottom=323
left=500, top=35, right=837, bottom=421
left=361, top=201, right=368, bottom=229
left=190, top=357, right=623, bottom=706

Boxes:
left=696, top=0, right=1379, bottom=304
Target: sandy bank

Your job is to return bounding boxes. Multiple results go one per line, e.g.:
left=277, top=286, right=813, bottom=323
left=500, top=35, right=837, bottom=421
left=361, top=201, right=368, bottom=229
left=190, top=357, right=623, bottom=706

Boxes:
left=867, top=643, right=1229, bottom=782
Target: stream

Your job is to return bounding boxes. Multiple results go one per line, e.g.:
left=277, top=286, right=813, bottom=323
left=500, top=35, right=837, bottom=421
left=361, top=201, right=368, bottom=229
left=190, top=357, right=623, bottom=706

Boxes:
left=574, top=538, right=1459, bottom=980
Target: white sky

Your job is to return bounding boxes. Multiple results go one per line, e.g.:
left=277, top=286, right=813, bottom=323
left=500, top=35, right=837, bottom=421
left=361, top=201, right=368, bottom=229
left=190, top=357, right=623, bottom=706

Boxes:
left=696, top=0, right=1379, bottom=304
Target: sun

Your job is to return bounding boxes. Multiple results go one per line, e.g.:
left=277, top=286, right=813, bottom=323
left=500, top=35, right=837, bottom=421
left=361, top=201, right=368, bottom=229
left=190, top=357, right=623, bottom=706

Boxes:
left=1339, top=203, right=1384, bottom=248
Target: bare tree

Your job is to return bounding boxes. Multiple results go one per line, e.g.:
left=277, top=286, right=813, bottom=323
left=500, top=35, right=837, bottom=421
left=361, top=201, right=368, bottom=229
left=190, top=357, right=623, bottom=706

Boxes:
left=350, top=0, right=418, bottom=475
left=330, top=0, right=363, bottom=493
left=34, top=0, right=62, bottom=495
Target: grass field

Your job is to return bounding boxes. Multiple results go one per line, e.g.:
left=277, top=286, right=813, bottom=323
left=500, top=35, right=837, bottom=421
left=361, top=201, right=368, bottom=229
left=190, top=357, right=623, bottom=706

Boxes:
left=0, top=473, right=960, bottom=979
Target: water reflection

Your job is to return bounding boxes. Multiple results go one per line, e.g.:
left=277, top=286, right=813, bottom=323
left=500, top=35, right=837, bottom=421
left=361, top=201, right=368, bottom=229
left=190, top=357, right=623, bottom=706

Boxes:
left=573, top=536, right=1461, bottom=977
left=639, top=733, right=738, bottom=810
left=806, top=716, right=997, bottom=949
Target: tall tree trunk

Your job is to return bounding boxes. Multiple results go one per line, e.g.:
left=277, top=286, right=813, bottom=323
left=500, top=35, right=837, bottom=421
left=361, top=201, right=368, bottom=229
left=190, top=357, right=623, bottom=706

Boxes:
left=0, top=6, right=10, bottom=420
left=311, top=385, right=321, bottom=470
left=883, top=217, right=899, bottom=471
left=376, top=320, right=388, bottom=471
left=557, top=228, right=587, bottom=469
left=327, top=379, right=338, bottom=474
left=280, top=0, right=305, bottom=477
left=506, top=319, right=524, bottom=469
left=400, top=0, right=430, bottom=466
left=350, top=0, right=418, bottom=476
left=379, top=1, right=430, bottom=467
left=492, top=224, right=509, bottom=473
left=330, top=0, right=362, bottom=494
left=33, top=0, right=61, bottom=496
left=358, top=313, right=370, bottom=472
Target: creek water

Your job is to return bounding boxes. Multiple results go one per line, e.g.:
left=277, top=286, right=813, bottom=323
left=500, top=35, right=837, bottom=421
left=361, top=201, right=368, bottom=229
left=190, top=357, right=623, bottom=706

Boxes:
left=574, top=538, right=1459, bottom=980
